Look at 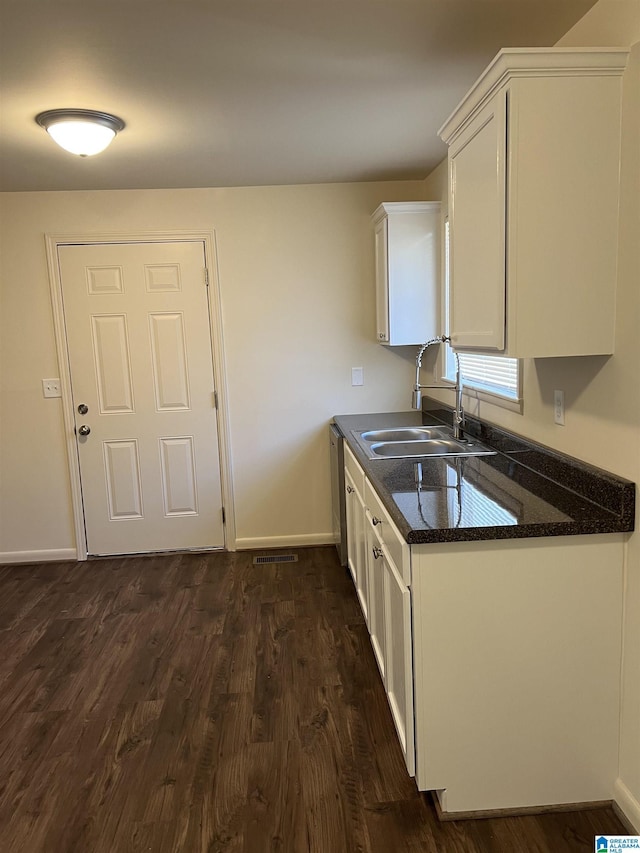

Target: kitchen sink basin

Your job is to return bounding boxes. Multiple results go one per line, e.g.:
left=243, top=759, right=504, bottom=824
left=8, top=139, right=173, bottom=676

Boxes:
left=359, top=426, right=452, bottom=442
left=351, top=427, right=496, bottom=460
left=369, top=438, right=496, bottom=458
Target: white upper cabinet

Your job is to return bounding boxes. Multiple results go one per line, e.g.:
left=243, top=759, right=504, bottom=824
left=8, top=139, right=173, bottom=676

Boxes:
left=372, top=202, right=440, bottom=346
left=439, top=49, right=628, bottom=357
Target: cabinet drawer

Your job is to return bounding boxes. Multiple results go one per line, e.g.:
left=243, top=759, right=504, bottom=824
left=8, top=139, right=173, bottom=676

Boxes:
left=365, top=480, right=410, bottom=585
left=345, top=443, right=365, bottom=496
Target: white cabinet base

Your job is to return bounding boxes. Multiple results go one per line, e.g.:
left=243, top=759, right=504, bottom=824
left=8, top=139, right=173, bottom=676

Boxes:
left=411, top=535, right=624, bottom=814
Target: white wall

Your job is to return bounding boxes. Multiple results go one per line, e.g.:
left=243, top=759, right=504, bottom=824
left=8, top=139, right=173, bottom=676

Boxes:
left=423, top=0, right=640, bottom=827
left=0, top=181, right=423, bottom=558
left=556, top=3, right=640, bottom=828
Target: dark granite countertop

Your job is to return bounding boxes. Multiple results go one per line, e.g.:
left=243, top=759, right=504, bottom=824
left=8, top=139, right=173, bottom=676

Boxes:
left=333, top=406, right=635, bottom=545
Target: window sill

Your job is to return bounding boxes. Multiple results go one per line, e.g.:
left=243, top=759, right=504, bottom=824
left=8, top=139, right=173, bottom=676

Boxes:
left=462, top=385, right=523, bottom=415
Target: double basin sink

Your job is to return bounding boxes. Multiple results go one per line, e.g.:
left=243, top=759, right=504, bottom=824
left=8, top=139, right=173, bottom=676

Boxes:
left=351, top=425, right=496, bottom=460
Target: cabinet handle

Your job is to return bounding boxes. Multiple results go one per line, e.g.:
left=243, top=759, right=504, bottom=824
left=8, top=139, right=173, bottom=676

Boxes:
left=372, top=516, right=382, bottom=526
left=346, top=485, right=354, bottom=494
left=372, top=546, right=383, bottom=560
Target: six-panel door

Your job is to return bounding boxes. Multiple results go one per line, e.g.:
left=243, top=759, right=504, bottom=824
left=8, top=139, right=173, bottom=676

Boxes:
left=58, top=240, right=224, bottom=556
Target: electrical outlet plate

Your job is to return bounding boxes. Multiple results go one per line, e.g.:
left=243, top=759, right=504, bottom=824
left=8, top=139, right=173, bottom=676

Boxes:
left=554, top=390, right=565, bottom=425
left=351, top=367, right=364, bottom=387
left=42, top=378, right=62, bottom=398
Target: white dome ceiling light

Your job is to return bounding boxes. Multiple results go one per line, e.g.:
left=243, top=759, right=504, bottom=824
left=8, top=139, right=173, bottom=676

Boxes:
left=35, top=109, right=125, bottom=156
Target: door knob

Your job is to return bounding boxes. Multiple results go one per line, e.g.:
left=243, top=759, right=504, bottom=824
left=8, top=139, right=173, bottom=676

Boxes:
left=77, top=403, right=88, bottom=415
left=78, top=424, right=91, bottom=436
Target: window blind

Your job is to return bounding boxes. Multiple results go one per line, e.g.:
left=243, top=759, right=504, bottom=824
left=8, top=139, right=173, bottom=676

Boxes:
left=456, top=353, right=519, bottom=400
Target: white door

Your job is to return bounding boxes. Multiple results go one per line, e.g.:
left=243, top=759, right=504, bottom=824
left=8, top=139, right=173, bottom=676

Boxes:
left=58, top=240, right=225, bottom=556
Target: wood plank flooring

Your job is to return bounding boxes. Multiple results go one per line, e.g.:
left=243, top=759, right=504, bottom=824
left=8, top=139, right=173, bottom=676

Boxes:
left=0, top=546, right=628, bottom=852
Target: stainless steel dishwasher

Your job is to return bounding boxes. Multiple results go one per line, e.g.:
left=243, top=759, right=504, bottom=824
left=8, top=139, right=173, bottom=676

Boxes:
left=329, top=423, right=347, bottom=566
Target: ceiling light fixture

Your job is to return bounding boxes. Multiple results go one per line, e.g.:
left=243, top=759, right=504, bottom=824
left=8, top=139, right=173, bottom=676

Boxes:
left=35, top=109, right=125, bottom=157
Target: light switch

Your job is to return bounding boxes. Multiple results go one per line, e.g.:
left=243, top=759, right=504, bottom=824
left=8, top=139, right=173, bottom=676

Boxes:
left=351, top=367, right=364, bottom=386
left=42, top=378, right=62, bottom=398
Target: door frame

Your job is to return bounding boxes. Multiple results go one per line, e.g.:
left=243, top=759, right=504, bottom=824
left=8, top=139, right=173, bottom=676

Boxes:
left=45, top=230, right=236, bottom=560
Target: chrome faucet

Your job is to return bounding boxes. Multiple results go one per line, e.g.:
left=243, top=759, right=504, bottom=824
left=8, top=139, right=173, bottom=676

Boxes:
left=412, top=335, right=465, bottom=440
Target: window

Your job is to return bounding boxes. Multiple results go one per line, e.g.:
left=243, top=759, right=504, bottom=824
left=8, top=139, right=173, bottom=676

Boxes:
left=442, top=218, right=520, bottom=405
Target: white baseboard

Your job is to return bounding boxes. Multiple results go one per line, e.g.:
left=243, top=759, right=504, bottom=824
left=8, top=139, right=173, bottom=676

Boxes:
left=235, top=533, right=335, bottom=551
left=614, top=777, right=640, bottom=832
left=0, top=548, right=77, bottom=565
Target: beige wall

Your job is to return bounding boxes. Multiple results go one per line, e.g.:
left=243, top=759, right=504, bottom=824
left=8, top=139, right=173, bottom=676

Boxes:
left=557, top=0, right=640, bottom=824
left=0, top=181, right=423, bottom=556
left=423, top=0, right=640, bottom=825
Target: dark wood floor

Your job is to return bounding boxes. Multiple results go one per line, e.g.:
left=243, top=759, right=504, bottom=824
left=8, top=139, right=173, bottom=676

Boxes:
left=0, top=546, right=627, bottom=852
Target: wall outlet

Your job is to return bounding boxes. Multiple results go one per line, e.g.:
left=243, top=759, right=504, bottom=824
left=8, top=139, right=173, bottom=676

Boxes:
left=42, top=378, right=62, bottom=398
left=554, top=390, right=565, bottom=425
left=351, top=367, right=364, bottom=387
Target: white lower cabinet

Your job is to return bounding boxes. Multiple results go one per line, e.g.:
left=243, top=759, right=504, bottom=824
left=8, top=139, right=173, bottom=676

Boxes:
left=364, top=515, right=416, bottom=776
left=345, top=447, right=369, bottom=623
left=364, top=512, right=387, bottom=682
left=345, top=445, right=415, bottom=775
left=345, top=467, right=367, bottom=619
left=344, top=447, right=625, bottom=816
left=363, top=479, right=415, bottom=776
left=381, top=541, right=415, bottom=777
left=411, top=536, right=624, bottom=815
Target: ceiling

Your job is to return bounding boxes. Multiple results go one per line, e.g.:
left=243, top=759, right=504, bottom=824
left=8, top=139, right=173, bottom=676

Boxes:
left=0, top=0, right=597, bottom=192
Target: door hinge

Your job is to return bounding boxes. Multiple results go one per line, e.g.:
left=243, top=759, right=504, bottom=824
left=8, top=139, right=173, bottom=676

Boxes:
left=221, top=506, right=226, bottom=525
left=213, top=390, right=218, bottom=409
left=204, top=267, right=209, bottom=287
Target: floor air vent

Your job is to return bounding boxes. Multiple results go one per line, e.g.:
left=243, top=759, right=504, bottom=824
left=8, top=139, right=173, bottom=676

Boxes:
left=252, top=554, right=298, bottom=565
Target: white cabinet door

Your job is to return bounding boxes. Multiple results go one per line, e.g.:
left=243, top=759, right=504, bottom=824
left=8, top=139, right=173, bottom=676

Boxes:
left=345, top=468, right=369, bottom=622
left=365, top=512, right=386, bottom=681
left=383, top=545, right=415, bottom=776
left=372, top=202, right=440, bottom=346
left=345, top=468, right=358, bottom=584
left=374, top=216, right=390, bottom=343
left=355, top=470, right=415, bottom=776
left=442, top=49, right=626, bottom=358
left=448, top=91, right=506, bottom=351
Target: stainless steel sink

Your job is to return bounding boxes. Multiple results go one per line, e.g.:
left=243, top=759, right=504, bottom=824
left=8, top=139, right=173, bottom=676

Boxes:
left=359, top=426, right=452, bottom=442
left=351, top=427, right=496, bottom=460
left=369, top=439, right=495, bottom=458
